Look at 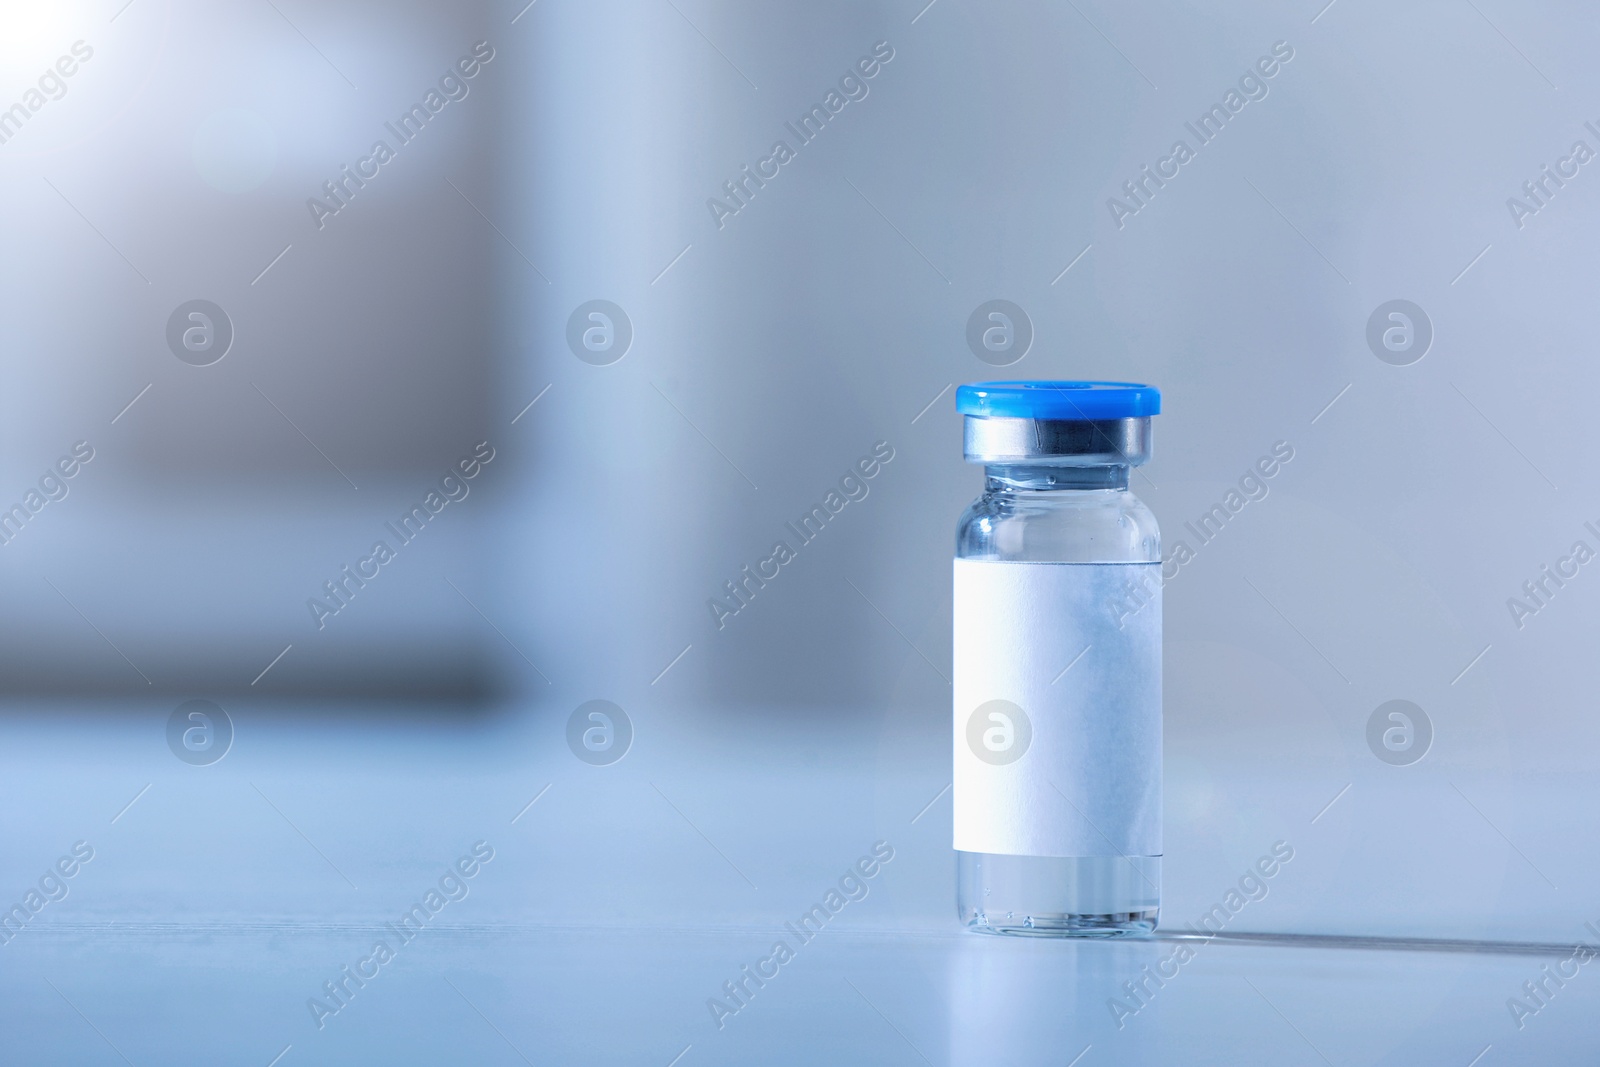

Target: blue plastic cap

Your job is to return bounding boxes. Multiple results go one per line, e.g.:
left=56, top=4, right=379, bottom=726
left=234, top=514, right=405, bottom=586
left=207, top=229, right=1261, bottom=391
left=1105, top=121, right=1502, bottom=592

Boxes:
left=956, top=380, right=1161, bottom=420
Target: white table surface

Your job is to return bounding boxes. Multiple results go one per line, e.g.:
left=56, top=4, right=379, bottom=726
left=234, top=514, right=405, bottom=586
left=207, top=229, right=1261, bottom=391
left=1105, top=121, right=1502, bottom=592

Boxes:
left=2, top=700, right=1594, bottom=1065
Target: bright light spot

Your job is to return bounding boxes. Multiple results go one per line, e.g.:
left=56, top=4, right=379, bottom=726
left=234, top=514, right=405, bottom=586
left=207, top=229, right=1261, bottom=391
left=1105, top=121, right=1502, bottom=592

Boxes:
left=0, top=4, right=93, bottom=79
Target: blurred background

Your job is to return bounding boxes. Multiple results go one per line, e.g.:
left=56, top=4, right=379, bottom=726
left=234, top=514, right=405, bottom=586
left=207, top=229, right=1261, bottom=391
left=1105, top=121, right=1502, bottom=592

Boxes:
left=4, top=1, right=1600, bottom=1060
left=4, top=0, right=1594, bottom=728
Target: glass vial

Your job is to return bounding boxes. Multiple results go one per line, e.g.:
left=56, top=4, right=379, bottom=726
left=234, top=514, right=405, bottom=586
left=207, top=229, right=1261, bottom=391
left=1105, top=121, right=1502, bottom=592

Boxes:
left=953, top=381, right=1162, bottom=937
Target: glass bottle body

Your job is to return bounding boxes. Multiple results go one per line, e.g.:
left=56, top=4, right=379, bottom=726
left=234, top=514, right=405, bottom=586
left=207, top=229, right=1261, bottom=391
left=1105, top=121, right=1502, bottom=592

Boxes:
left=955, top=463, right=1160, bottom=937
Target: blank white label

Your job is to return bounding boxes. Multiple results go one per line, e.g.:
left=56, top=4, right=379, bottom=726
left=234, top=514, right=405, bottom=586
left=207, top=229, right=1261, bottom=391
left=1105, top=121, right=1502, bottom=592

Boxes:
left=953, top=559, right=1161, bottom=858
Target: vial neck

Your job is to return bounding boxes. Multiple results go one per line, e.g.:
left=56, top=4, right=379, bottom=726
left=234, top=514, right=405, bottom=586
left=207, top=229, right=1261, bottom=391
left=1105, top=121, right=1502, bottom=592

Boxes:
left=985, top=464, right=1129, bottom=491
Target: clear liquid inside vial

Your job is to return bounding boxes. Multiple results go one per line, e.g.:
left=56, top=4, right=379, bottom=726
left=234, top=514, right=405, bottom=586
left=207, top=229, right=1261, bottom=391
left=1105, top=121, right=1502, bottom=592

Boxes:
left=955, top=462, right=1161, bottom=937
left=957, top=853, right=1159, bottom=936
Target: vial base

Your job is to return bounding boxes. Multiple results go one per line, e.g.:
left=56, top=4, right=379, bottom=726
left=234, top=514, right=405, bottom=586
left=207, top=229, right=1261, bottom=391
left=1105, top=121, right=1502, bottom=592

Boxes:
left=957, top=851, right=1159, bottom=937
